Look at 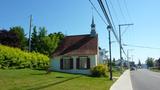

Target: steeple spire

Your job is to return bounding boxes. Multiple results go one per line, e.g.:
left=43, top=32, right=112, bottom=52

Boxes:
left=90, top=16, right=96, bottom=37
left=92, top=16, right=95, bottom=25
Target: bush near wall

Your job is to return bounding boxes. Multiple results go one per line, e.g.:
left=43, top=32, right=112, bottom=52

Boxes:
left=0, top=45, right=49, bottom=69
left=91, top=64, right=108, bottom=77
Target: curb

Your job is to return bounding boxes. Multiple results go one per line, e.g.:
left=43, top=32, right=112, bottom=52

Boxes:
left=110, top=70, right=133, bottom=90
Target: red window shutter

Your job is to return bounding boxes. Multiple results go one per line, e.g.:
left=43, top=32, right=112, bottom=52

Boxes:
left=70, top=58, right=73, bottom=69
left=76, top=58, right=80, bottom=69
left=87, top=58, right=90, bottom=69
left=60, top=58, right=63, bottom=69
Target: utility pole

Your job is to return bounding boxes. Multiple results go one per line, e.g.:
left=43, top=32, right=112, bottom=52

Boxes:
left=127, top=49, right=134, bottom=69
left=119, top=25, right=123, bottom=67
left=107, top=25, right=112, bottom=80
left=28, top=15, right=32, bottom=52
left=131, top=55, right=134, bottom=62
left=118, top=24, right=133, bottom=71
left=127, top=50, right=130, bottom=69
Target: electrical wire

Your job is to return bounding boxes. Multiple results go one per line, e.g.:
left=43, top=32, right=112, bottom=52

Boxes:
left=121, top=25, right=130, bottom=37
left=116, top=0, right=127, bottom=23
left=105, top=0, right=118, bottom=36
left=123, top=0, right=133, bottom=22
left=89, top=0, right=127, bottom=57
left=124, top=44, right=160, bottom=50
left=104, top=0, right=127, bottom=57
left=98, top=0, right=120, bottom=43
left=108, top=0, right=120, bottom=24
left=89, top=0, right=108, bottom=26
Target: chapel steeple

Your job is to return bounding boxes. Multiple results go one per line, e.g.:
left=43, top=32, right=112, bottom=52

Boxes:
left=90, top=16, right=96, bottom=37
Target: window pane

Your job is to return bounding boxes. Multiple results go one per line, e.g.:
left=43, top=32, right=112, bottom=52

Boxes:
left=79, top=57, right=87, bottom=69
left=63, top=58, right=70, bottom=69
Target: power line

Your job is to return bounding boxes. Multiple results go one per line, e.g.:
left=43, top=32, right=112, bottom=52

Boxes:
left=89, top=0, right=127, bottom=57
left=89, top=0, right=108, bottom=26
left=108, top=0, right=120, bottom=24
left=104, top=0, right=118, bottom=36
left=123, top=0, right=133, bottom=22
left=121, top=25, right=130, bottom=37
left=116, top=0, right=127, bottom=23
left=123, top=44, right=160, bottom=50
left=97, top=0, right=119, bottom=44
left=98, top=0, right=116, bottom=80
left=104, top=0, right=127, bottom=57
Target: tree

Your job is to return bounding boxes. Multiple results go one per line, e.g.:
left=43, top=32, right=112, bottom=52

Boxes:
left=31, top=26, right=39, bottom=52
left=0, top=29, right=20, bottom=47
left=9, top=26, right=27, bottom=50
left=155, top=58, right=160, bottom=69
left=42, top=32, right=64, bottom=56
left=138, top=60, right=142, bottom=66
left=38, top=27, right=47, bottom=38
left=30, top=26, right=64, bottom=56
left=37, top=27, right=48, bottom=54
left=112, top=58, right=116, bottom=66
left=146, top=57, right=154, bottom=68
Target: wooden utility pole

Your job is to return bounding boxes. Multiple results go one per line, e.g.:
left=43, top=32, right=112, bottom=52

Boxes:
left=118, top=24, right=133, bottom=71
left=28, top=15, right=32, bottom=52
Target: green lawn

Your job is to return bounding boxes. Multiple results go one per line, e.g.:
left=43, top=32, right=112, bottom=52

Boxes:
left=150, top=68, right=160, bottom=72
left=0, top=69, right=120, bottom=90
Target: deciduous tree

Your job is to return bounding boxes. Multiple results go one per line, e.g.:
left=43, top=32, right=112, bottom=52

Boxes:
left=9, top=26, right=27, bottom=50
left=146, top=57, right=154, bottom=68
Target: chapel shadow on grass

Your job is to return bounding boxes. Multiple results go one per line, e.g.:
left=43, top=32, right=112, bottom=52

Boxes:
left=26, top=75, right=82, bottom=90
left=30, top=69, right=51, bottom=75
left=56, top=76, right=64, bottom=78
left=30, top=73, right=46, bottom=75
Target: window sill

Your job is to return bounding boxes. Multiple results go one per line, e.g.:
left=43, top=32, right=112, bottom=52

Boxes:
left=61, top=69, right=73, bottom=70
left=77, top=68, right=90, bottom=70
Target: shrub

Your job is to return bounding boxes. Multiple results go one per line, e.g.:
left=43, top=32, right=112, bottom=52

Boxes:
left=91, top=64, right=108, bottom=77
left=0, top=45, right=49, bottom=69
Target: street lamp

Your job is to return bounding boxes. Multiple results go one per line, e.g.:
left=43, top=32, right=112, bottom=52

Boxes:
left=107, top=25, right=112, bottom=80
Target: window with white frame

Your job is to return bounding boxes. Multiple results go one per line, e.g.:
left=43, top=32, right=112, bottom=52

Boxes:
left=79, top=57, right=88, bottom=69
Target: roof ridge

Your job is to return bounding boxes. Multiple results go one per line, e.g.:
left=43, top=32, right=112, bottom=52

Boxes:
left=65, top=34, right=90, bottom=37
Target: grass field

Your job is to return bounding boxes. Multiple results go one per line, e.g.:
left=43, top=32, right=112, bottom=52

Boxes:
left=0, top=69, right=121, bottom=90
left=150, top=68, right=160, bottom=72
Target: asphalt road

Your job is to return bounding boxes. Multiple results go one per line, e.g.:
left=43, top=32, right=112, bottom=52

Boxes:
left=130, top=69, right=160, bottom=90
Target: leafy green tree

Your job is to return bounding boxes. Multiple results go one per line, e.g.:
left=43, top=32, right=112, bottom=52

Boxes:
left=38, top=27, right=47, bottom=38
left=37, top=27, right=48, bottom=54
left=41, top=32, right=64, bottom=56
left=9, top=26, right=27, bottom=50
left=31, top=26, right=64, bottom=56
left=155, top=58, right=160, bottom=69
left=0, top=30, right=19, bottom=47
left=146, top=57, right=154, bottom=68
left=47, top=32, right=64, bottom=56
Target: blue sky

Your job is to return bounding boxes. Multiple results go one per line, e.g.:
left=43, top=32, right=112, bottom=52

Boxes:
left=0, top=0, right=160, bottom=64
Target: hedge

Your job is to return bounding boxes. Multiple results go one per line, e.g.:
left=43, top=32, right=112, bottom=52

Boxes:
left=91, top=64, right=108, bottom=77
left=0, top=45, right=49, bottom=69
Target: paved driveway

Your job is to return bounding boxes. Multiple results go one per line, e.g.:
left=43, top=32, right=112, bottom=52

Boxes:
left=131, top=69, right=160, bottom=90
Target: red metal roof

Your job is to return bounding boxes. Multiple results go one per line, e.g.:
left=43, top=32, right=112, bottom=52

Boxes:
left=52, top=34, right=98, bottom=57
